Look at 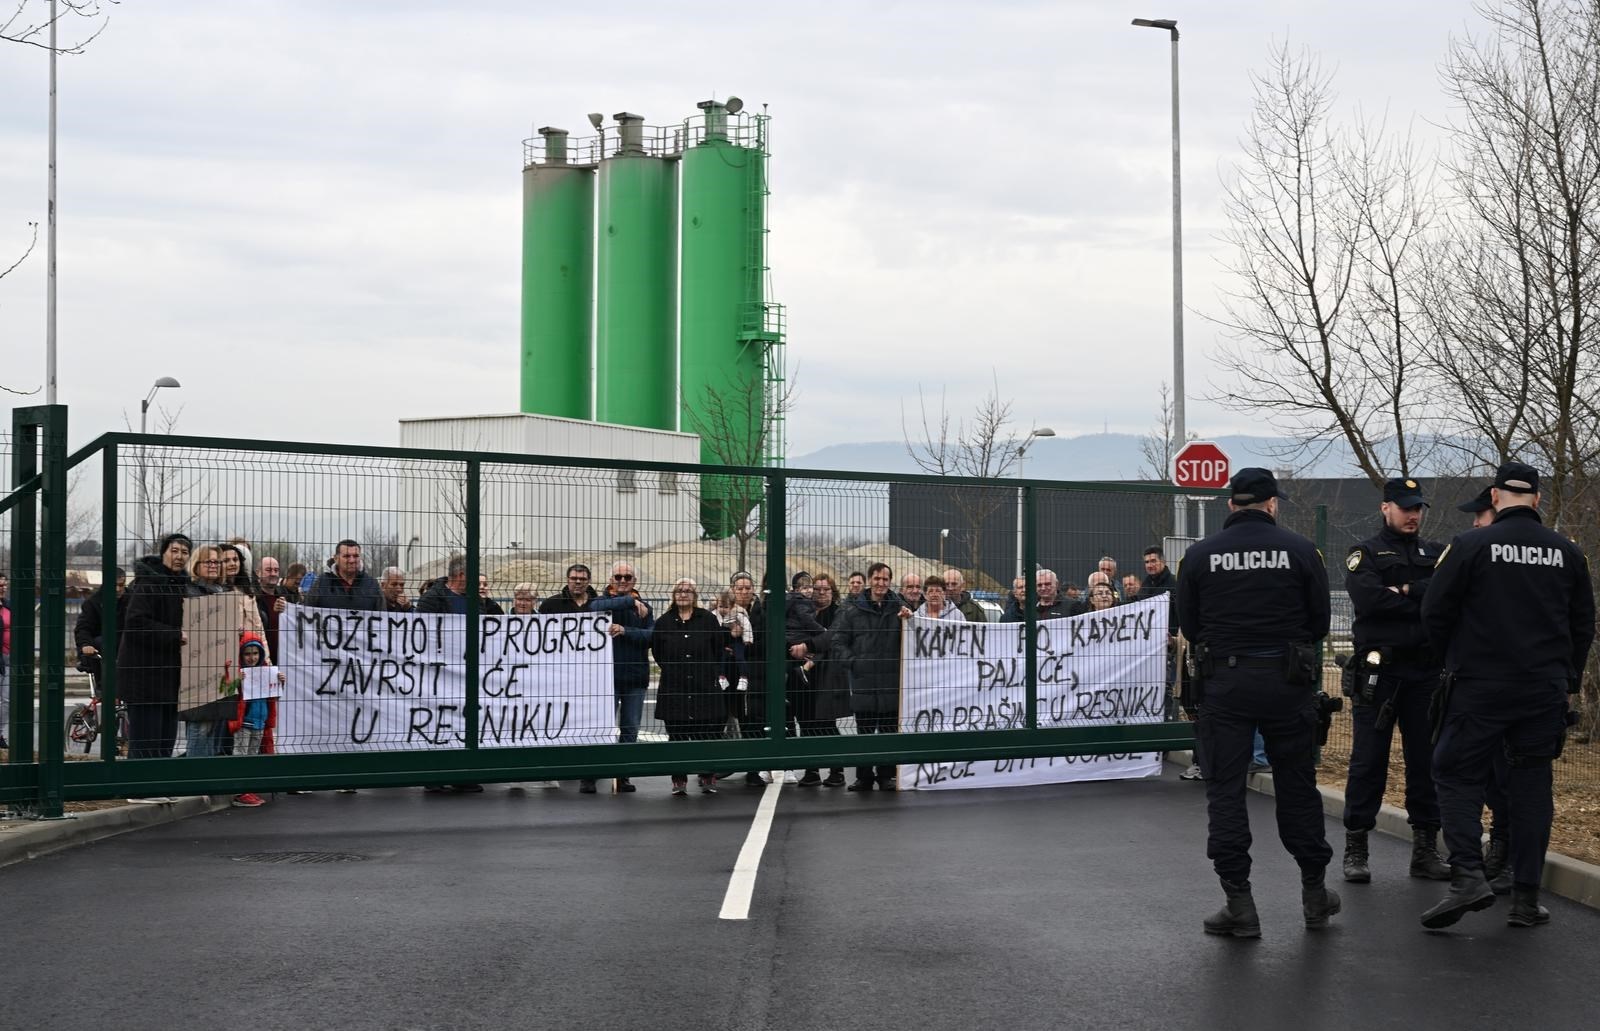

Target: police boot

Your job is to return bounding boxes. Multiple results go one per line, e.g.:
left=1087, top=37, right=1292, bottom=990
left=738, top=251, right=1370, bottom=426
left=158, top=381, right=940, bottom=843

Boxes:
left=1483, top=835, right=1513, bottom=895
left=1506, top=885, right=1550, bottom=928
left=1301, top=869, right=1342, bottom=929
left=1342, top=831, right=1371, bottom=883
left=1202, top=879, right=1261, bottom=939
left=1409, top=826, right=1452, bottom=881
left=1420, top=869, right=1496, bottom=929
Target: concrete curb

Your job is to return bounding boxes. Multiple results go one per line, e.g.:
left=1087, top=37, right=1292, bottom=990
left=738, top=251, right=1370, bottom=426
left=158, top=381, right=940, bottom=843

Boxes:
left=0, top=796, right=231, bottom=869
left=1170, top=750, right=1600, bottom=910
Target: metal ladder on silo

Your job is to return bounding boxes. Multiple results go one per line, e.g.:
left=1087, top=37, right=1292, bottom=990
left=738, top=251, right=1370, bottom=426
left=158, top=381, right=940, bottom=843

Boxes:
left=737, top=111, right=786, bottom=467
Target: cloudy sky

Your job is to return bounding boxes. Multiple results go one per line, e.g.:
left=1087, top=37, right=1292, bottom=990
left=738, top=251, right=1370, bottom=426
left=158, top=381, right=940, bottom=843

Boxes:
left=0, top=0, right=1475, bottom=459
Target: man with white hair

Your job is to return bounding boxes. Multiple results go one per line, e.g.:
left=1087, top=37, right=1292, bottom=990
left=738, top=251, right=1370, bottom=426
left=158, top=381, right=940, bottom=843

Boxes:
left=944, top=568, right=985, bottom=623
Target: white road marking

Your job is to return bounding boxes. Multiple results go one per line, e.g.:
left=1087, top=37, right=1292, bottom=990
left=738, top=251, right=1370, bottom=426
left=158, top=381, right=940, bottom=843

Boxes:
left=718, top=771, right=785, bottom=920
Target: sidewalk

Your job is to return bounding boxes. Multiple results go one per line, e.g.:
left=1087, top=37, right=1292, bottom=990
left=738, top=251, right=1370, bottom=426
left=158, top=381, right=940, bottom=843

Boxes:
left=0, top=796, right=231, bottom=868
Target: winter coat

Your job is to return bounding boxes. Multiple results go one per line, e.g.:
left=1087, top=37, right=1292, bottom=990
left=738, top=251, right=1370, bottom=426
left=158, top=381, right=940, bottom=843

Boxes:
left=1140, top=566, right=1179, bottom=636
left=180, top=581, right=265, bottom=723
left=304, top=569, right=384, bottom=611
left=833, top=590, right=906, bottom=716
left=792, top=595, right=851, bottom=724
left=538, top=586, right=597, bottom=614
left=115, top=555, right=189, bottom=706
left=953, top=591, right=985, bottom=624
left=599, top=586, right=654, bottom=692
left=1001, top=597, right=1077, bottom=622
left=652, top=606, right=728, bottom=726
left=74, top=588, right=131, bottom=660
left=225, top=632, right=278, bottom=753
left=737, top=597, right=772, bottom=725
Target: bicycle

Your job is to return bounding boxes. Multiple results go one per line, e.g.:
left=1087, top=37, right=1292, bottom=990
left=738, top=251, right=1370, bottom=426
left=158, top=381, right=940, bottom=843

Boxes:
left=67, top=665, right=129, bottom=756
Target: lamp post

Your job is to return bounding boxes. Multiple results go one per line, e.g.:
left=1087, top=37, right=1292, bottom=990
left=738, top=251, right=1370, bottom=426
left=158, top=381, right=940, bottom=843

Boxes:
left=138, top=376, right=180, bottom=546
left=1132, top=16, right=1187, bottom=536
left=1015, top=427, right=1056, bottom=576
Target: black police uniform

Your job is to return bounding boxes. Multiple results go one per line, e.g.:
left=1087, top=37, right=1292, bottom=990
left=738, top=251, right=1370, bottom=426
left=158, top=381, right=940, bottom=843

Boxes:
left=1341, top=478, right=1449, bottom=879
left=1420, top=464, right=1595, bottom=927
left=1177, top=471, right=1333, bottom=914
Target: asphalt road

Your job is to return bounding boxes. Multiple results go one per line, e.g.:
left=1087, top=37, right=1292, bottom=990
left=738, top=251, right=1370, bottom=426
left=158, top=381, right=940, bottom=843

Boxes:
left=2, top=770, right=1594, bottom=1030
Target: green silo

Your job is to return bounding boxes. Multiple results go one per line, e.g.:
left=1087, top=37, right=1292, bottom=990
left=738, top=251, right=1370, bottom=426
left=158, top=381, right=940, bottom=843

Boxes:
left=595, top=113, right=678, bottom=430
left=520, top=128, right=595, bottom=420
left=681, top=100, right=777, bottom=538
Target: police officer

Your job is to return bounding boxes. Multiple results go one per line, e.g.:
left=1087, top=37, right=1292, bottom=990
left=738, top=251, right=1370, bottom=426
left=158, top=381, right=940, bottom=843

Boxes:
left=1455, top=484, right=1514, bottom=894
left=1419, top=462, right=1595, bottom=929
left=1177, top=468, right=1338, bottom=937
left=1340, top=478, right=1451, bottom=883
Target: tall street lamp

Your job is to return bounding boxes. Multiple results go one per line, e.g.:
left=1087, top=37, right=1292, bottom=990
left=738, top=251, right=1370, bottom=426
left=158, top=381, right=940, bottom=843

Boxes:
left=1015, top=427, right=1056, bottom=576
left=1132, top=16, right=1187, bottom=535
left=138, top=376, right=181, bottom=547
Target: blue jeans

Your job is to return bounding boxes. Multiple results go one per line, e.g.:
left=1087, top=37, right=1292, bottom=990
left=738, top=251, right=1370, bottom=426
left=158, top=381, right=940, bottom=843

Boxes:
left=617, top=684, right=646, bottom=744
left=1252, top=730, right=1268, bottom=767
left=184, top=719, right=230, bottom=757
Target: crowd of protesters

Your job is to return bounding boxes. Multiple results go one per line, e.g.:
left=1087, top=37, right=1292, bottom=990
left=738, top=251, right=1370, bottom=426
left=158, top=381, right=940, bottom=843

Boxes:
left=48, top=532, right=1179, bottom=803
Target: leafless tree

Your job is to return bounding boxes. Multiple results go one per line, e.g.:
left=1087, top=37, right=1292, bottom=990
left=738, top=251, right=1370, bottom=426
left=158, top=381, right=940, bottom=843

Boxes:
left=1, top=222, right=40, bottom=397
left=682, top=368, right=797, bottom=574
left=1212, top=43, right=1435, bottom=485
left=1137, top=381, right=1180, bottom=481
left=901, top=376, right=1023, bottom=576
left=1, top=0, right=115, bottom=54
left=124, top=405, right=212, bottom=554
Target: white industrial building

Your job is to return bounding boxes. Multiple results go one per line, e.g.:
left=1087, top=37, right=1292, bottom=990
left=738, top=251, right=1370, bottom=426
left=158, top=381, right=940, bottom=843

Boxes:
left=398, top=413, right=702, bottom=556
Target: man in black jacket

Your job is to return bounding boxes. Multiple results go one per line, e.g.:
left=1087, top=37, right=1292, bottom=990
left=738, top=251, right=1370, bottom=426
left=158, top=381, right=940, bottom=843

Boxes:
left=835, top=562, right=908, bottom=790
left=1419, top=462, right=1595, bottom=930
left=1340, top=478, right=1451, bottom=885
left=1001, top=569, right=1075, bottom=622
left=74, top=566, right=129, bottom=690
left=304, top=539, right=383, bottom=611
left=1177, top=468, right=1337, bottom=937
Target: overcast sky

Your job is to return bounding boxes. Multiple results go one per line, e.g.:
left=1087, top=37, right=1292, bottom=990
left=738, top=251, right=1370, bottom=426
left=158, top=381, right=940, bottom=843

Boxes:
left=0, top=0, right=1477, bottom=460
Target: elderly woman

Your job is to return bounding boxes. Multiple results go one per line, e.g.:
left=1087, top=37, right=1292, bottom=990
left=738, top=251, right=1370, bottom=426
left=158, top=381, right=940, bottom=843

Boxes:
left=1087, top=582, right=1117, bottom=612
left=181, top=543, right=268, bottom=758
left=510, top=582, right=540, bottom=615
left=918, top=574, right=966, bottom=621
left=651, top=578, right=726, bottom=796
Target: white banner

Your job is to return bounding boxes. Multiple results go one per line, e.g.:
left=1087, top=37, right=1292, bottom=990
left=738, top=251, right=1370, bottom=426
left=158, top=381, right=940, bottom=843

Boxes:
left=274, top=604, right=616, bottom=752
left=898, top=596, right=1169, bottom=790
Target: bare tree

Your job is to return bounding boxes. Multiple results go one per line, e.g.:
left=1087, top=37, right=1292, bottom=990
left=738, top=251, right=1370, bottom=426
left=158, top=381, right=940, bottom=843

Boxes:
left=901, top=376, right=1023, bottom=576
left=1, top=0, right=115, bottom=54
left=1137, top=381, right=1179, bottom=481
left=1212, top=43, right=1434, bottom=485
left=682, top=368, right=797, bottom=574
left=1, top=222, right=40, bottom=397
left=125, top=405, right=212, bottom=554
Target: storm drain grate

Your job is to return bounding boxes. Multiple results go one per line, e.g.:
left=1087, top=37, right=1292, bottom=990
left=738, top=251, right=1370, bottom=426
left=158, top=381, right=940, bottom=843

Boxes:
left=229, top=850, right=370, bottom=864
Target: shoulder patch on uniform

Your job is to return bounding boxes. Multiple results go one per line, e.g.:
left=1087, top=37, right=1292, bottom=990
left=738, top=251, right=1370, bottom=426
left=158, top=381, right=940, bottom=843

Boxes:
left=1345, top=550, right=1363, bottom=572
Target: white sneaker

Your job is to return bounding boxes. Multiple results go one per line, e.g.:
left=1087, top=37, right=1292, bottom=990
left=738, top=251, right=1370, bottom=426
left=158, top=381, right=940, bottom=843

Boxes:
left=718, top=675, right=730, bottom=690
left=1178, top=764, right=1203, bottom=781
left=126, top=796, right=176, bottom=804
left=783, top=771, right=800, bottom=784
left=537, top=780, right=560, bottom=789
left=736, top=677, right=749, bottom=692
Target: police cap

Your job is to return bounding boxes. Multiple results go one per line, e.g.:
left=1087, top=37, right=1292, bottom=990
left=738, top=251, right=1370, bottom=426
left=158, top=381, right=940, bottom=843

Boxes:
left=1229, top=467, right=1287, bottom=504
left=1383, top=477, right=1428, bottom=508
left=1493, top=462, right=1540, bottom=494
left=1455, top=486, right=1493, bottom=514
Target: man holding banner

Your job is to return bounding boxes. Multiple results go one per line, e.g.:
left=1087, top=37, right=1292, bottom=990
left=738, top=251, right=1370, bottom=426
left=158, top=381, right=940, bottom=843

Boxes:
left=1177, top=468, right=1337, bottom=938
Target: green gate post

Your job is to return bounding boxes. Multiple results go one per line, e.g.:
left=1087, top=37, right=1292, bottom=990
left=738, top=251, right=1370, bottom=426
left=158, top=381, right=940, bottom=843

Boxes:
left=764, top=472, right=787, bottom=742
left=465, top=458, right=481, bottom=752
left=99, top=443, right=119, bottom=763
left=1023, top=484, right=1039, bottom=730
left=7, top=416, right=37, bottom=768
left=37, top=406, right=67, bottom=815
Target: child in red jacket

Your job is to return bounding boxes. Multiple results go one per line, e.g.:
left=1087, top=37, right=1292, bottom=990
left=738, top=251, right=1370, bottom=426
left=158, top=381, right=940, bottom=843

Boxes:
left=228, top=633, right=280, bottom=808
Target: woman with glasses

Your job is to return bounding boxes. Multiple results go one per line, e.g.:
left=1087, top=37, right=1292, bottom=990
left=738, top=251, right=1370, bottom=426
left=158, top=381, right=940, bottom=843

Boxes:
left=652, top=578, right=726, bottom=796
left=181, top=544, right=267, bottom=758
left=510, top=582, right=540, bottom=615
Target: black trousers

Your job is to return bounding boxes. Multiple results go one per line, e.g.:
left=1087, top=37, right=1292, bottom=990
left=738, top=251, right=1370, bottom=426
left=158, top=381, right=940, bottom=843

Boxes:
left=1342, top=670, right=1441, bottom=832
left=663, top=718, right=723, bottom=781
left=1196, top=664, right=1332, bottom=884
left=126, top=700, right=178, bottom=760
left=853, top=711, right=898, bottom=784
left=1432, top=677, right=1565, bottom=886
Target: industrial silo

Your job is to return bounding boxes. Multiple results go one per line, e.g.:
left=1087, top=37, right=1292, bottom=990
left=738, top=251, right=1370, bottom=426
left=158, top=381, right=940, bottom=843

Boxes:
left=680, top=99, right=774, bottom=538
left=519, top=127, right=595, bottom=420
left=595, top=113, right=678, bottom=430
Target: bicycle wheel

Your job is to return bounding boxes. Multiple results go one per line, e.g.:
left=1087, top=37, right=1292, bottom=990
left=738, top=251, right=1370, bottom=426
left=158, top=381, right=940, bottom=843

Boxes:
left=67, top=704, right=98, bottom=753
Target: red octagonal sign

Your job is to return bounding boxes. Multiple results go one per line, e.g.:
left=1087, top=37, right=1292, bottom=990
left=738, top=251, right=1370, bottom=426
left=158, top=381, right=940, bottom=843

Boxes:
left=1173, top=440, right=1231, bottom=490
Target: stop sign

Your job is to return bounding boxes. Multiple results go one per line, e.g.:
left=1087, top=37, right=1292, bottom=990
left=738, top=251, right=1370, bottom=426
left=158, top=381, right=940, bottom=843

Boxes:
left=1172, top=440, right=1231, bottom=490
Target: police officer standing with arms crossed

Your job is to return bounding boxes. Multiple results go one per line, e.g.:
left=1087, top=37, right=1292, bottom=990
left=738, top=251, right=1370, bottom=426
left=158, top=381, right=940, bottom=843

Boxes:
left=1340, top=478, right=1451, bottom=883
left=1177, top=468, right=1339, bottom=937
left=1419, top=462, right=1594, bottom=929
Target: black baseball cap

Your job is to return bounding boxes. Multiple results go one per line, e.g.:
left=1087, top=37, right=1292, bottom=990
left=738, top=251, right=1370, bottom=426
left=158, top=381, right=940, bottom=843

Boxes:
left=1229, top=467, right=1286, bottom=504
left=1456, top=486, right=1493, bottom=514
left=1383, top=477, right=1428, bottom=508
left=1494, top=462, right=1540, bottom=494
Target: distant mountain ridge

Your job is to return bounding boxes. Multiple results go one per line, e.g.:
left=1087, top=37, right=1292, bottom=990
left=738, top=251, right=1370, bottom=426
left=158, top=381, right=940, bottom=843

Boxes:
left=790, top=433, right=1356, bottom=481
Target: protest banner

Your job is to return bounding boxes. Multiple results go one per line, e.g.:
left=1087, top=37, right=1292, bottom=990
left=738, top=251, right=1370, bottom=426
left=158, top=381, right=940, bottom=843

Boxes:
left=179, top=592, right=244, bottom=719
left=899, top=596, right=1168, bottom=790
left=273, top=604, right=616, bottom=752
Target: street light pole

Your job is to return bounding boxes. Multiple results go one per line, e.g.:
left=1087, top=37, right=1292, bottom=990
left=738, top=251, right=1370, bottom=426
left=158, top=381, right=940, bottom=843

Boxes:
left=1133, top=16, right=1186, bottom=536
left=45, top=0, right=58, bottom=403
left=1014, top=427, right=1056, bottom=576
left=138, top=376, right=181, bottom=546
